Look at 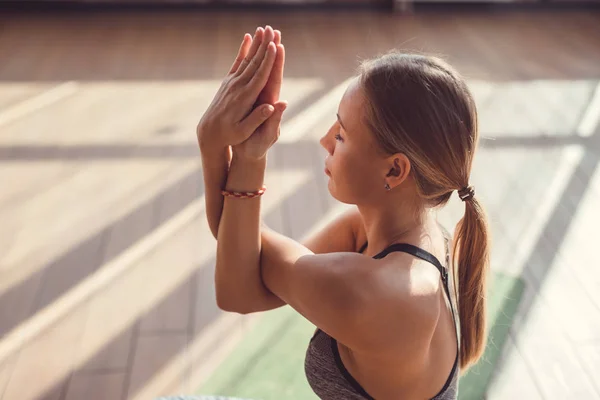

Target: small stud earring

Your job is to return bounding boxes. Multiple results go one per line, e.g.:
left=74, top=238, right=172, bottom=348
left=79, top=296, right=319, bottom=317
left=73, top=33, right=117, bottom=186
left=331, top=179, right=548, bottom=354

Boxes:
left=384, top=183, right=391, bottom=191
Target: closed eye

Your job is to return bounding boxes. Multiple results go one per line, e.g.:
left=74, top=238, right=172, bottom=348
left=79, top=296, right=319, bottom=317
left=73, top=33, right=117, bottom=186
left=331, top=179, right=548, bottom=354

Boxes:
left=334, top=133, right=343, bottom=142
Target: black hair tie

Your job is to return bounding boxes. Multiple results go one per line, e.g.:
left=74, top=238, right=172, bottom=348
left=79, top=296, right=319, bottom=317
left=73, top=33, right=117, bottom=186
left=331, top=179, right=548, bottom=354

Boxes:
left=458, top=185, right=475, bottom=202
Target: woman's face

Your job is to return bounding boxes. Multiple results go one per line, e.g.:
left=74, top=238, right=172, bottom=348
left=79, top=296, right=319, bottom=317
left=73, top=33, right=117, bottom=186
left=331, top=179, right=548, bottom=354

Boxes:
left=320, top=79, right=388, bottom=205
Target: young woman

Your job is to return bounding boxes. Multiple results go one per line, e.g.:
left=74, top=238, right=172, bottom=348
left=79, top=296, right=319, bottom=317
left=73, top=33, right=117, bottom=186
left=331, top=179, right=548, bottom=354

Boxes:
left=197, top=25, right=489, bottom=400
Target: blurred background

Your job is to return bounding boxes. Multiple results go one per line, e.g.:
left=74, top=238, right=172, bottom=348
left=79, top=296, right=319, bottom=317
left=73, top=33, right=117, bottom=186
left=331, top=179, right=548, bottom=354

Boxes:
left=1, top=1, right=599, bottom=399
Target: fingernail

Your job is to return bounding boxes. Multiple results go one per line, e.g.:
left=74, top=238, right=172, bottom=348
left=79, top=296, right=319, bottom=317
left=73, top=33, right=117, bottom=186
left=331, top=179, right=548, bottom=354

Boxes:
left=263, top=105, right=274, bottom=116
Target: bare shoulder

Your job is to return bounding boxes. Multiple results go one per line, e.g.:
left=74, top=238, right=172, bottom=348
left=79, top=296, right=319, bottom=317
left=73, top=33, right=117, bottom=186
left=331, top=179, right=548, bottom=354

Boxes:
left=301, top=205, right=365, bottom=254
left=354, top=253, right=441, bottom=355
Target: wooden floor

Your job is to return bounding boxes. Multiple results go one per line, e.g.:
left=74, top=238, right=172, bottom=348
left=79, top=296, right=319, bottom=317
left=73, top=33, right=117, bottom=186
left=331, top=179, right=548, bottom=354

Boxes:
left=1, top=8, right=600, bottom=400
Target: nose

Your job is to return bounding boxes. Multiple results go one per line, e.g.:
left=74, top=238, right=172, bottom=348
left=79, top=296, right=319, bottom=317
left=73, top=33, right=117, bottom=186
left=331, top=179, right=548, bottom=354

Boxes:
left=320, top=124, right=335, bottom=155
left=319, top=134, right=329, bottom=153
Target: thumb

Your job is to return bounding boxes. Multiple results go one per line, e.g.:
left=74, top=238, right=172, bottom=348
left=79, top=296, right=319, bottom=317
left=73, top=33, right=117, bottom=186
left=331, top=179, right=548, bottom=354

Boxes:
left=269, top=100, right=287, bottom=119
left=272, top=100, right=288, bottom=123
left=238, top=104, right=275, bottom=137
left=263, top=100, right=288, bottom=143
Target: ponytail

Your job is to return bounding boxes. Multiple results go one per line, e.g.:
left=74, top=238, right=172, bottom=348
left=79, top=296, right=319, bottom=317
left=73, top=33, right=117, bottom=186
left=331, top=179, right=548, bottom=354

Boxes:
left=453, top=196, right=490, bottom=370
left=357, top=51, right=489, bottom=369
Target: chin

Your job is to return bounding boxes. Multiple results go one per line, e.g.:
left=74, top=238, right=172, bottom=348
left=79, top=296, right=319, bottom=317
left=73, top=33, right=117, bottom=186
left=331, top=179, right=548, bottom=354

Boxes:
left=326, top=179, right=354, bottom=205
left=326, top=176, right=338, bottom=199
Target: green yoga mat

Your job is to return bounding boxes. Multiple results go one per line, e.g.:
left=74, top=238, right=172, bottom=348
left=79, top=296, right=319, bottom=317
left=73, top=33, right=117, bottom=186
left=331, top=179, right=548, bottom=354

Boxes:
left=198, top=272, right=524, bottom=400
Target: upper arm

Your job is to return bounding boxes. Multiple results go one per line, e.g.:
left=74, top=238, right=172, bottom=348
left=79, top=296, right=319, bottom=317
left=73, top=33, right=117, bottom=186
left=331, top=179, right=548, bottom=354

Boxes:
left=219, top=204, right=362, bottom=315
left=260, top=230, right=435, bottom=353
left=301, top=206, right=364, bottom=254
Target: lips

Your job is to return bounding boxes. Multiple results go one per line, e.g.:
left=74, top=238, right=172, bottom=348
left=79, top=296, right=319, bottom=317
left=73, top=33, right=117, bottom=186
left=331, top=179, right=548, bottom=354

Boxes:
left=324, top=166, right=331, bottom=176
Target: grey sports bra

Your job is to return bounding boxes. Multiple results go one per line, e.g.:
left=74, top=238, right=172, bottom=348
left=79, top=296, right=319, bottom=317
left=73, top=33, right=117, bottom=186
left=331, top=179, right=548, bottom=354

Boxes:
left=304, top=241, right=460, bottom=399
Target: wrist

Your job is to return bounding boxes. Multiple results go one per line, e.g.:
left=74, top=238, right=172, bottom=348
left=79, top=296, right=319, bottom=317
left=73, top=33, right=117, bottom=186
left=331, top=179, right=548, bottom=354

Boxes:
left=231, top=147, right=269, bottom=164
left=197, top=121, right=226, bottom=153
left=226, top=155, right=266, bottom=193
left=200, top=142, right=231, bottom=164
left=231, top=151, right=267, bottom=169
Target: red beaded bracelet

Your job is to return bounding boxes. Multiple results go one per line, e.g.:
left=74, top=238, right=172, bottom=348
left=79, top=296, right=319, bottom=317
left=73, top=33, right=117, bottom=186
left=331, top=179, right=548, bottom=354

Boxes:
left=221, top=185, right=267, bottom=199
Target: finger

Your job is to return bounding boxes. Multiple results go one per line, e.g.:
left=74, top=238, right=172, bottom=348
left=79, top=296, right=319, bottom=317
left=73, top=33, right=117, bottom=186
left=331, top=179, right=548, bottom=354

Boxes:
left=238, top=26, right=275, bottom=83
left=276, top=100, right=288, bottom=113
left=246, top=42, right=277, bottom=97
left=235, top=27, right=264, bottom=76
left=263, top=100, right=288, bottom=144
left=228, top=33, right=252, bottom=75
left=270, top=101, right=288, bottom=124
left=255, top=42, right=284, bottom=105
left=269, top=44, right=285, bottom=100
left=258, top=43, right=285, bottom=104
left=274, top=29, right=281, bottom=46
left=238, top=103, right=275, bottom=137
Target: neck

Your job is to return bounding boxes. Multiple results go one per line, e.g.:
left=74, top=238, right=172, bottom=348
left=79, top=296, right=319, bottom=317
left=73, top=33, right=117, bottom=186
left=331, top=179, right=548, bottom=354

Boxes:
left=357, top=195, right=432, bottom=257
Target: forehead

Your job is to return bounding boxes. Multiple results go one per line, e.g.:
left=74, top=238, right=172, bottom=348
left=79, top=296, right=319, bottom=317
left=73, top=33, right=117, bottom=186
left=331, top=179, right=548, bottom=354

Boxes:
left=338, top=78, right=385, bottom=157
left=339, top=78, right=363, bottom=120
left=338, top=78, right=370, bottom=142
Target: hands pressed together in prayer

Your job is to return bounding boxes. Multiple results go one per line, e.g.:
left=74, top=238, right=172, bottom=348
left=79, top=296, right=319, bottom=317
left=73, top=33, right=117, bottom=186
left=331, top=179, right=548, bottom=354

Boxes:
left=197, top=25, right=286, bottom=162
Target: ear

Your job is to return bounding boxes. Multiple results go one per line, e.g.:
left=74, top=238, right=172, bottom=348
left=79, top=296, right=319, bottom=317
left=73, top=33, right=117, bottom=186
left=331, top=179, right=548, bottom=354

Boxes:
left=384, top=153, right=411, bottom=190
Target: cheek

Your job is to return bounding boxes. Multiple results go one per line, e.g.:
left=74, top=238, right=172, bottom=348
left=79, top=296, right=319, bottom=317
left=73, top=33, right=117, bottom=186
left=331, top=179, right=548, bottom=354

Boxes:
left=328, top=146, right=380, bottom=200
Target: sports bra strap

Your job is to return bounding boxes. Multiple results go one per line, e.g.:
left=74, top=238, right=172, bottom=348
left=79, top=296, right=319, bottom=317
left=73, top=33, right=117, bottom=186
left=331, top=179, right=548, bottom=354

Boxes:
left=358, top=241, right=369, bottom=255
left=372, top=243, right=449, bottom=286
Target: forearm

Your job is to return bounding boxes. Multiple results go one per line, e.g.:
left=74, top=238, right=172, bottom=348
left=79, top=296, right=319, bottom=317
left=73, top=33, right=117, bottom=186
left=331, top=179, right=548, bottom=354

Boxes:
left=215, top=154, right=283, bottom=313
left=200, top=142, right=232, bottom=239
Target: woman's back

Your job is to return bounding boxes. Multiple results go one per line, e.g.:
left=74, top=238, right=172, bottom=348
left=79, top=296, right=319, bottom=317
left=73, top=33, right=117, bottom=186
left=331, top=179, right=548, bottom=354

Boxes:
left=305, top=225, right=460, bottom=399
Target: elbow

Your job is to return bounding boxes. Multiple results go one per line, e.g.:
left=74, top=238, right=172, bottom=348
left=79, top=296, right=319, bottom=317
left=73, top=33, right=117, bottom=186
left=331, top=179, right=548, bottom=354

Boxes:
left=208, top=220, right=219, bottom=240
left=214, top=263, right=251, bottom=314
left=217, top=301, right=254, bottom=315
left=215, top=289, right=254, bottom=315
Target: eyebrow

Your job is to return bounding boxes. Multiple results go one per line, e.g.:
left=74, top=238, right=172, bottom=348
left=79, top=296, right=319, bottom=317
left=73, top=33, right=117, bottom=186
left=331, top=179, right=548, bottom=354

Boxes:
left=336, top=113, right=347, bottom=131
